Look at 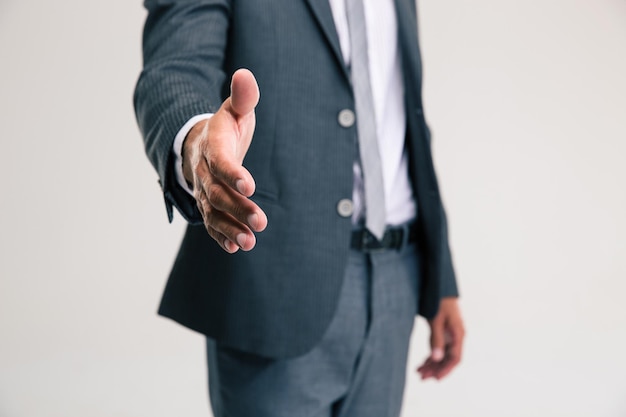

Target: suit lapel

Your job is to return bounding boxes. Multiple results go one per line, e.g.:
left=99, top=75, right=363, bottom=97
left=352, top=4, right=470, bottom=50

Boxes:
left=304, top=0, right=351, bottom=82
left=303, top=0, right=421, bottom=91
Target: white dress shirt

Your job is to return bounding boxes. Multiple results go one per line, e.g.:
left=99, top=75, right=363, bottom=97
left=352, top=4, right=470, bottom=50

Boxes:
left=173, top=0, right=416, bottom=226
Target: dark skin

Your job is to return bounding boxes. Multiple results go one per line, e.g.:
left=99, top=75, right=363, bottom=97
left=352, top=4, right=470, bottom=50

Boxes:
left=182, top=69, right=266, bottom=253
left=182, top=69, right=465, bottom=380
left=418, top=297, right=465, bottom=380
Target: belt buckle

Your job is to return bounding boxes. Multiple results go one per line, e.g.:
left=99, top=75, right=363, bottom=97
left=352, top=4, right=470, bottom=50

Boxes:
left=361, top=230, right=372, bottom=250
left=362, top=230, right=386, bottom=253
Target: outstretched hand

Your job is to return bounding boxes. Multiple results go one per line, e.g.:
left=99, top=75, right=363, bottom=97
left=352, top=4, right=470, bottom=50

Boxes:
left=417, top=297, right=465, bottom=380
left=182, top=69, right=268, bottom=253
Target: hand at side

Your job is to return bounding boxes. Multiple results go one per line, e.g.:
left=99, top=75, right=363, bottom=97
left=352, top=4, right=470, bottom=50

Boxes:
left=417, top=297, right=465, bottom=380
left=182, top=69, right=268, bottom=253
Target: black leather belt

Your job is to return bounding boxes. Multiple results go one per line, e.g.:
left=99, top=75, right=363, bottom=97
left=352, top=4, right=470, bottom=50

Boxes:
left=350, top=223, right=418, bottom=252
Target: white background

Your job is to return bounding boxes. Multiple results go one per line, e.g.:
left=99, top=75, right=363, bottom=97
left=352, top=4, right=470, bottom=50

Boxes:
left=1, top=1, right=625, bottom=416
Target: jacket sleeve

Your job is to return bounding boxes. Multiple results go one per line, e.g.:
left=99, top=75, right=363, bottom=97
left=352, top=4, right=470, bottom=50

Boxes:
left=423, top=114, right=459, bottom=299
left=439, top=203, right=459, bottom=298
left=133, top=0, right=231, bottom=223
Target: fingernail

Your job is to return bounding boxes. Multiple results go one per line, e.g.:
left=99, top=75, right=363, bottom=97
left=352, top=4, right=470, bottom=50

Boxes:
left=247, top=213, right=259, bottom=229
left=432, top=348, right=444, bottom=362
left=236, top=179, right=246, bottom=195
left=236, top=233, right=247, bottom=248
left=224, top=239, right=237, bottom=253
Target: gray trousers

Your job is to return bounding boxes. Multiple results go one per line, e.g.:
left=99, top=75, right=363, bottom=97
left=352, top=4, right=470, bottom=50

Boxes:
left=206, top=241, right=420, bottom=417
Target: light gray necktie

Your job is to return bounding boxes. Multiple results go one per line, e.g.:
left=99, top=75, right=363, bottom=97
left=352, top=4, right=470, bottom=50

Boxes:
left=346, top=0, right=386, bottom=239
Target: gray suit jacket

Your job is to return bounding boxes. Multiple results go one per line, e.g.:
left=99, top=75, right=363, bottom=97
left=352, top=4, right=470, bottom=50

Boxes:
left=134, top=0, right=458, bottom=359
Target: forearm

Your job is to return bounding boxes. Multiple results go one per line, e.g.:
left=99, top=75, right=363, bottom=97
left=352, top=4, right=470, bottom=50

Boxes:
left=133, top=0, right=231, bottom=221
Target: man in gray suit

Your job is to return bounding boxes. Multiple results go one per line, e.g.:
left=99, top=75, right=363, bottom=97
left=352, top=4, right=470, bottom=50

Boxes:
left=135, top=0, right=465, bottom=415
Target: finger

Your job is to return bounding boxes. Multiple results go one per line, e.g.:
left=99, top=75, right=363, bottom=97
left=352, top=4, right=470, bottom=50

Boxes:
left=196, top=187, right=255, bottom=252
left=205, top=181, right=268, bottom=232
left=432, top=348, right=461, bottom=380
left=419, top=356, right=454, bottom=381
left=229, top=68, right=260, bottom=117
left=195, top=188, right=238, bottom=253
left=196, top=159, right=265, bottom=232
left=417, top=359, right=435, bottom=380
left=418, top=355, right=444, bottom=378
left=447, top=324, right=465, bottom=366
left=433, top=325, right=464, bottom=380
left=417, top=357, right=434, bottom=373
left=433, top=356, right=460, bottom=380
left=201, top=69, right=259, bottom=196
left=210, top=228, right=240, bottom=254
left=420, top=329, right=464, bottom=380
left=205, top=208, right=257, bottom=252
left=418, top=320, right=446, bottom=379
left=429, top=320, right=446, bottom=363
left=196, top=128, right=255, bottom=197
left=420, top=359, right=448, bottom=380
left=196, top=192, right=238, bottom=253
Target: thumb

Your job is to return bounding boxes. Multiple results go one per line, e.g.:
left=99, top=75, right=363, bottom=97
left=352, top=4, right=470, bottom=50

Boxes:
left=230, top=68, right=260, bottom=117
left=429, top=320, right=445, bottom=362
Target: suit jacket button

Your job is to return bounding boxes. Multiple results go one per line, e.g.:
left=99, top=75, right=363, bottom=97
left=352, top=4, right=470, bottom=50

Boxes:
left=337, top=199, right=354, bottom=217
left=338, top=109, right=355, bottom=128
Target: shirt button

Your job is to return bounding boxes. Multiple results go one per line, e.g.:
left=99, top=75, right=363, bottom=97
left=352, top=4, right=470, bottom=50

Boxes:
left=337, top=198, right=354, bottom=218
left=338, top=109, right=355, bottom=128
